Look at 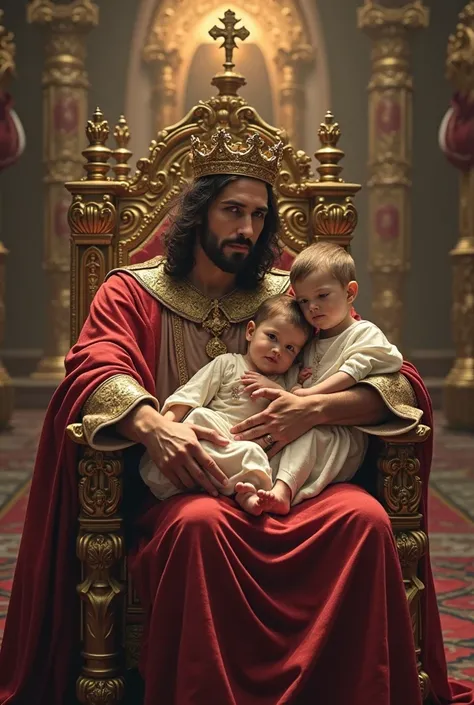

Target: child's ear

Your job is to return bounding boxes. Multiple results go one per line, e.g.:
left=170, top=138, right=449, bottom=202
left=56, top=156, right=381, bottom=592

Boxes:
left=347, top=280, right=358, bottom=304
left=246, top=320, right=256, bottom=343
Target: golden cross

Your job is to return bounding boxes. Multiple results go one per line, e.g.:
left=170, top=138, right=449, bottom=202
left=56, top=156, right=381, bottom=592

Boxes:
left=209, top=10, right=250, bottom=72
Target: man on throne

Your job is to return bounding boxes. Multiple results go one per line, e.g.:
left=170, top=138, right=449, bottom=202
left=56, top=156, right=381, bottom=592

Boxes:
left=0, top=127, right=472, bottom=705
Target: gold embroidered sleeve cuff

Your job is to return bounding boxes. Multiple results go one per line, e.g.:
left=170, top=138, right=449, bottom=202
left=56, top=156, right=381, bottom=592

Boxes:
left=354, top=372, right=424, bottom=437
left=82, top=374, right=159, bottom=450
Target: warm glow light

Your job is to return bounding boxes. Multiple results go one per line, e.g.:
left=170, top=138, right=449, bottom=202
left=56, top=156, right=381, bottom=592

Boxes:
left=194, top=5, right=261, bottom=45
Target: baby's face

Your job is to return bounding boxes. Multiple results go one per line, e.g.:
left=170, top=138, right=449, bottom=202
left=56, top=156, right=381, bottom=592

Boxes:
left=246, top=314, right=308, bottom=375
left=292, top=270, right=355, bottom=333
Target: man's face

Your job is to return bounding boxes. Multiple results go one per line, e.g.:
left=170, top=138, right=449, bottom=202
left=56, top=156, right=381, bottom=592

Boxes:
left=200, top=178, right=269, bottom=273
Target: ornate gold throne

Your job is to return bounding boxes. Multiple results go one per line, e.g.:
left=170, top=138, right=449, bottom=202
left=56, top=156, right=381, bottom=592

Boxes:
left=66, top=13, right=431, bottom=705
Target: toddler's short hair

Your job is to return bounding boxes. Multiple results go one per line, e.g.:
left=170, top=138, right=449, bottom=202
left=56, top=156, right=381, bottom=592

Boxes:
left=254, top=294, right=313, bottom=338
left=290, top=241, right=356, bottom=287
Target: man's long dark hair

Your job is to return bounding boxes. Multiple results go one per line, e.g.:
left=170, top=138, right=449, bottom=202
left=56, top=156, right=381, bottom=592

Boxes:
left=164, top=174, right=281, bottom=289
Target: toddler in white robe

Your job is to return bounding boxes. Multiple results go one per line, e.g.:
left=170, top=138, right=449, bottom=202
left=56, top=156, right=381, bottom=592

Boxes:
left=240, top=241, right=403, bottom=514
left=139, top=294, right=313, bottom=515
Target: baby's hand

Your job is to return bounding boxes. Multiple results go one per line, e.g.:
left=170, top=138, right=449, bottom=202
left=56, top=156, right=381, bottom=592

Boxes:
left=297, top=367, right=312, bottom=385
left=241, top=371, right=283, bottom=396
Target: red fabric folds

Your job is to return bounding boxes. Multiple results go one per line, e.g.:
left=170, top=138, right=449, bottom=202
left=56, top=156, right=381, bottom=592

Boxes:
left=0, top=271, right=471, bottom=704
left=0, top=274, right=160, bottom=704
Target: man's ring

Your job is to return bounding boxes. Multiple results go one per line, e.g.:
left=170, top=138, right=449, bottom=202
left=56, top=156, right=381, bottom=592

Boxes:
left=263, top=433, right=274, bottom=450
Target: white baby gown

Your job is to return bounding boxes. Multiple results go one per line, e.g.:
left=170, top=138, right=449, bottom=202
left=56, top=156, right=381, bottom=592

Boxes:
left=274, top=319, right=403, bottom=505
left=140, top=353, right=284, bottom=500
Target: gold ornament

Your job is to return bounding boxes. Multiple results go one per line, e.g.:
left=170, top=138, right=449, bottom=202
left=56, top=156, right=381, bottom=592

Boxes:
left=191, top=128, right=284, bottom=186
left=202, top=300, right=231, bottom=358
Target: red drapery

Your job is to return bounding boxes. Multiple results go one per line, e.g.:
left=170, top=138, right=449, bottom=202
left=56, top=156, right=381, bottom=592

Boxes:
left=0, top=272, right=471, bottom=704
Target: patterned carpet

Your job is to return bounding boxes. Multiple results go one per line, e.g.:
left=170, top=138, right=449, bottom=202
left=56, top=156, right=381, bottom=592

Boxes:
left=0, top=409, right=472, bottom=688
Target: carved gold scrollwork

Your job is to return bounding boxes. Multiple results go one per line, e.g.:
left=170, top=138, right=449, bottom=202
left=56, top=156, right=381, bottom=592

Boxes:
left=76, top=447, right=125, bottom=705
left=78, top=448, right=122, bottom=518
left=69, top=195, right=116, bottom=234
left=312, top=199, right=358, bottom=238
left=83, top=247, right=105, bottom=307
left=378, top=442, right=422, bottom=515
left=395, top=528, right=430, bottom=701
left=279, top=201, right=310, bottom=250
left=76, top=677, right=125, bottom=705
left=396, top=530, right=427, bottom=571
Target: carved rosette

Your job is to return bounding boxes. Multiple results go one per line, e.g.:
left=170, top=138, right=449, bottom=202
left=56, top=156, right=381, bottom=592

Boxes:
left=358, top=1, right=429, bottom=348
left=28, top=0, right=99, bottom=380
left=77, top=447, right=125, bottom=704
left=444, top=6, right=474, bottom=430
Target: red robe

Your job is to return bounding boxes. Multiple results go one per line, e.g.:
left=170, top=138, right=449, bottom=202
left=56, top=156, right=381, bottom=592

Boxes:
left=0, top=272, right=472, bottom=704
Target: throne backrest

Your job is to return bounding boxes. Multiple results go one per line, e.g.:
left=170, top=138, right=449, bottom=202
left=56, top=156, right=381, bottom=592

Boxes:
left=66, top=14, right=361, bottom=344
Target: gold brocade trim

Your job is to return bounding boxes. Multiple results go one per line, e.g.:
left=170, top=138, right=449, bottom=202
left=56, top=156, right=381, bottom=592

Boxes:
left=355, top=372, right=424, bottom=438
left=171, top=313, right=189, bottom=385
left=106, top=257, right=290, bottom=323
left=82, top=374, right=159, bottom=447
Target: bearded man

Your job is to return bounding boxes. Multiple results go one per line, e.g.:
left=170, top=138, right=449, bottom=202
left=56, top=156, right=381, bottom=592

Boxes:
left=0, top=130, right=471, bottom=705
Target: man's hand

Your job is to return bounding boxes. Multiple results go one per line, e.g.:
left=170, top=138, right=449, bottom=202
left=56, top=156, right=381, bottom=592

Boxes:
left=117, top=403, right=229, bottom=496
left=240, top=371, right=284, bottom=397
left=231, top=388, right=325, bottom=458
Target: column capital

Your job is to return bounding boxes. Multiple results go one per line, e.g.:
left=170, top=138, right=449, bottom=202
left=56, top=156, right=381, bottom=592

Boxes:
left=27, top=0, right=98, bottom=31
left=357, top=2, right=429, bottom=34
left=143, top=42, right=181, bottom=71
left=0, top=10, right=15, bottom=87
left=447, top=2, right=474, bottom=96
left=275, top=45, right=314, bottom=71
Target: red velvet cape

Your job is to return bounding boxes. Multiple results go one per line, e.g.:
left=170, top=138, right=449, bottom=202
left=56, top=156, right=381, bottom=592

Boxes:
left=0, top=272, right=472, bottom=704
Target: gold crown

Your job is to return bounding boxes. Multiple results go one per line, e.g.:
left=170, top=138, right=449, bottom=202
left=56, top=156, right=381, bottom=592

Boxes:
left=190, top=128, right=283, bottom=186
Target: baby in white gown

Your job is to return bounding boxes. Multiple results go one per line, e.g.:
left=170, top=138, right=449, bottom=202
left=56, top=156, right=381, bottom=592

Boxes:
left=139, top=295, right=313, bottom=515
left=239, top=241, right=403, bottom=514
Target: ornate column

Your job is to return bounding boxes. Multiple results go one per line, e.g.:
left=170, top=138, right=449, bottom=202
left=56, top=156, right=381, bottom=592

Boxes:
left=27, top=0, right=98, bottom=380
left=443, top=2, right=474, bottom=430
left=143, top=35, right=181, bottom=135
left=275, top=45, right=313, bottom=147
left=358, top=1, right=429, bottom=348
left=0, top=13, right=16, bottom=429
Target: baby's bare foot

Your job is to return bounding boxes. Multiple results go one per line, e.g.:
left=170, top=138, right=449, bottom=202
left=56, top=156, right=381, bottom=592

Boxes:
left=234, top=482, right=264, bottom=516
left=257, top=480, right=291, bottom=515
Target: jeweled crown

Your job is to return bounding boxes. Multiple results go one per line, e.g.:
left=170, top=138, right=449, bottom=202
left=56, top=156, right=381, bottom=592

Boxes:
left=190, top=128, right=284, bottom=186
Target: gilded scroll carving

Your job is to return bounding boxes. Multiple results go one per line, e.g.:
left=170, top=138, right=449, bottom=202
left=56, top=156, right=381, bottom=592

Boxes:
left=76, top=678, right=125, bottom=705
left=78, top=447, right=122, bottom=518
left=378, top=442, right=422, bottom=515
left=77, top=447, right=125, bottom=704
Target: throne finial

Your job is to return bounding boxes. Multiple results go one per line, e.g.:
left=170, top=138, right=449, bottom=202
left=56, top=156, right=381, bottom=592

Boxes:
left=209, top=10, right=249, bottom=96
left=82, top=107, right=112, bottom=181
left=314, top=111, right=346, bottom=183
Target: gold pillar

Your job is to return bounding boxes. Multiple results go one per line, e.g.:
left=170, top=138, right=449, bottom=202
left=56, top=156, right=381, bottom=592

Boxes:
left=275, top=46, right=313, bottom=147
left=358, top=1, right=429, bottom=348
left=143, top=40, right=181, bottom=134
left=0, top=12, right=16, bottom=429
left=444, top=2, right=474, bottom=430
left=28, top=0, right=98, bottom=380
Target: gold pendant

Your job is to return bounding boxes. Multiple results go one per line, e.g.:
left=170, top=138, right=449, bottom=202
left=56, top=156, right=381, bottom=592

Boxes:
left=202, top=300, right=230, bottom=359
left=206, top=336, right=228, bottom=358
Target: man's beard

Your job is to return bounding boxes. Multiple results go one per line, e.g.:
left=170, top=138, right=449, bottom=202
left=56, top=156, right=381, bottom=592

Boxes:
left=199, top=227, right=254, bottom=274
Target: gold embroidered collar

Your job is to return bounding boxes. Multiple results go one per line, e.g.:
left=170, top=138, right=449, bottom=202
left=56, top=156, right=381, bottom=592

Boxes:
left=107, top=256, right=290, bottom=323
